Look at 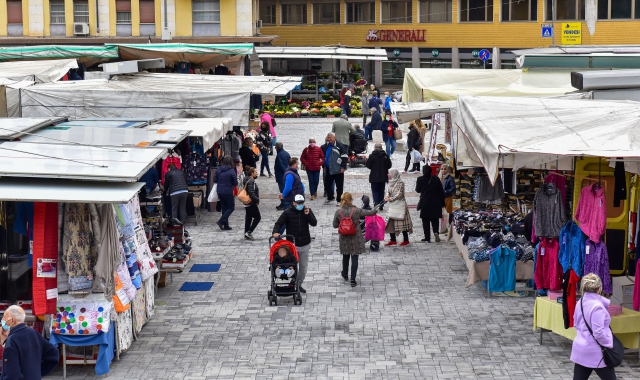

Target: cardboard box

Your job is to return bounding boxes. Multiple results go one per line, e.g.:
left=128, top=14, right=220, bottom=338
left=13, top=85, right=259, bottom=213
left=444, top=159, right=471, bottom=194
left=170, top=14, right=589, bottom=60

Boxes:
left=612, top=276, right=635, bottom=304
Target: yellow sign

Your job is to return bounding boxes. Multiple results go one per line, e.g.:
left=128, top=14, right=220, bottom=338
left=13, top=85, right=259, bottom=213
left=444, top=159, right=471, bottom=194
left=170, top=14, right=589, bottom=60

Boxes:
left=561, top=22, right=582, bottom=45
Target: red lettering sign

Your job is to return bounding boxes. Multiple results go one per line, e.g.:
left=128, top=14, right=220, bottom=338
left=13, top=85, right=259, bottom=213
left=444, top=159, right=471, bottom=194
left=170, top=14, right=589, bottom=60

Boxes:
left=365, top=29, right=426, bottom=43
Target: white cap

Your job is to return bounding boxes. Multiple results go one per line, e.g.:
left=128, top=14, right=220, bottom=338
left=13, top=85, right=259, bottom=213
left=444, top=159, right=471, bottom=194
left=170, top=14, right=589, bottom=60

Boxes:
left=294, top=194, right=305, bottom=203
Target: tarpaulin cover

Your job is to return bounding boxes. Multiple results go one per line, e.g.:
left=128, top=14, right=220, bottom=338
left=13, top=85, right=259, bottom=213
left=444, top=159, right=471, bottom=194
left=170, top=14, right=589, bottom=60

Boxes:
left=109, top=43, right=254, bottom=64
left=20, top=73, right=300, bottom=125
left=148, top=118, right=233, bottom=151
left=0, top=45, right=118, bottom=61
left=402, top=68, right=576, bottom=102
left=455, top=95, right=640, bottom=184
left=0, top=59, right=78, bottom=83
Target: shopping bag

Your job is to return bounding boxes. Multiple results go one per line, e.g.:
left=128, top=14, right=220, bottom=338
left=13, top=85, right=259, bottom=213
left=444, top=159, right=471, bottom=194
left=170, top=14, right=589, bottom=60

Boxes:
left=411, top=150, right=422, bottom=163
left=207, top=184, right=219, bottom=203
left=237, top=182, right=252, bottom=205
left=440, top=207, right=449, bottom=233
left=365, top=215, right=385, bottom=241
left=387, top=200, right=406, bottom=220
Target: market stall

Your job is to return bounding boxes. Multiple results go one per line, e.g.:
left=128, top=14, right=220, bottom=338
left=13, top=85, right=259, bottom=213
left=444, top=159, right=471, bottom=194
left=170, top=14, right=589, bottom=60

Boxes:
left=0, top=59, right=78, bottom=83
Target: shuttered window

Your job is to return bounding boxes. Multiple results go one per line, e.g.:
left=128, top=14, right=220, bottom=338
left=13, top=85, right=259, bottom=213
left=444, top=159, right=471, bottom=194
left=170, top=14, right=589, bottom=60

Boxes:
left=7, top=0, right=23, bottom=24
left=50, top=1, right=66, bottom=24
left=116, top=0, right=132, bottom=24
left=140, top=0, right=155, bottom=23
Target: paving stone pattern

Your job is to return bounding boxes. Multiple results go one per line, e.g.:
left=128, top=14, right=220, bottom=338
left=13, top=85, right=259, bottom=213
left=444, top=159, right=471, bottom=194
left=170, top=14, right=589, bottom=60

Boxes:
left=50, top=119, right=640, bottom=379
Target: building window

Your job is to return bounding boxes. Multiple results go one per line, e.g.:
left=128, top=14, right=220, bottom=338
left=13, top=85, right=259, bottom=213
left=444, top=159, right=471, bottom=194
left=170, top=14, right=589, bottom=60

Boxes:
left=596, top=0, right=634, bottom=19
left=313, top=3, right=339, bottom=24
left=281, top=4, right=307, bottom=24
left=50, top=1, right=65, bottom=24
left=501, top=0, right=537, bottom=21
left=116, top=0, right=132, bottom=24
left=381, top=1, right=412, bottom=23
left=139, top=0, right=155, bottom=23
left=346, top=2, right=375, bottom=23
left=193, top=0, right=220, bottom=23
left=7, top=0, right=23, bottom=24
left=73, top=1, right=89, bottom=23
left=259, top=3, right=276, bottom=25
left=460, top=0, right=493, bottom=22
left=545, top=0, right=585, bottom=20
left=419, top=0, right=452, bottom=22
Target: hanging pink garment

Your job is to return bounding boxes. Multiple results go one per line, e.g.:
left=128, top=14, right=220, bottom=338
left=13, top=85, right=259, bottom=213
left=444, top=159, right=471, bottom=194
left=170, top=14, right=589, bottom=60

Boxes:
left=575, top=183, right=607, bottom=243
left=161, top=156, right=182, bottom=185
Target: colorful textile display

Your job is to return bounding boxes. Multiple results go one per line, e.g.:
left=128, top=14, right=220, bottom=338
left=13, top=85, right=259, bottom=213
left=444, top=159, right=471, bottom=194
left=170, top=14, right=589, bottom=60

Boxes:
left=52, top=294, right=113, bottom=335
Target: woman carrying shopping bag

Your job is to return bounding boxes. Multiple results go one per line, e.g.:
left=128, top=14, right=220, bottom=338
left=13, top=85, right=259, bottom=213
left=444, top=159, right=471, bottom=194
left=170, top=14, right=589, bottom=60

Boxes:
left=332, top=192, right=378, bottom=287
left=384, top=168, right=413, bottom=246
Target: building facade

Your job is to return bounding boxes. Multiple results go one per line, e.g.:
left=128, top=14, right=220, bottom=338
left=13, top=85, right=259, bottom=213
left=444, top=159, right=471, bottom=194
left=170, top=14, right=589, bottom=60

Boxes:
left=0, top=0, right=260, bottom=41
left=257, top=0, right=640, bottom=85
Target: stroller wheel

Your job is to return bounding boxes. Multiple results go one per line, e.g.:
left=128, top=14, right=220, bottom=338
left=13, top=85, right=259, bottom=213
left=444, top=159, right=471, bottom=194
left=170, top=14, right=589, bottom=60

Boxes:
left=295, top=295, right=303, bottom=305
left=268, top=297, right=273, bottom=306
left=273, top=296, right=278, bottom=306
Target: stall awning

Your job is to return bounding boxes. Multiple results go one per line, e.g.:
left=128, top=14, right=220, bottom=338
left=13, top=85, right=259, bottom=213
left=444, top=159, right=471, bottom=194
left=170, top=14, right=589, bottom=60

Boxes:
left=19, top=125, right=190, bottom=147
left=147, top=118, right=233, bottom=151
left=402, top=68, right=577, bottom=102
left=0, top=117, right=67, bottom=140
left=455, top=95, right=640, bottom=184
left=0, top=45, right=119, bottom=61
left=0, top=59, right=78, bottom=83
left=255, top=47, right=389, bottom=61
left=390, top=101, right=456, bottom=124
left=0, top=142, right=165, bottom=181
left=0, top=178, right=143, bottom=203
left=109, top=43, right=255, bottom=63
left=58, top=120, right=152, bottom=128
left=516, top=53, right=640, bottom=69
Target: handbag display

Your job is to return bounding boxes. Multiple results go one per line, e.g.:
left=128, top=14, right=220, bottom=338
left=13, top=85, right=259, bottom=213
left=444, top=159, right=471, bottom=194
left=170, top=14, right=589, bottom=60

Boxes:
left=207, top=184, right=219, bottom=202
left=580, top=298, right=625, bottom=368
left=393, top=129, right=403, bottom=140
left=386, top=200, right=406, bottom=220
left=237, top=181, right=252, bottom=204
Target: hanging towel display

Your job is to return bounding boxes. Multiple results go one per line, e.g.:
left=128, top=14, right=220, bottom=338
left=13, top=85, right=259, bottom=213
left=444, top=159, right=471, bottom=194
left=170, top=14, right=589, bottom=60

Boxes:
left=534, top=238, right=563, bottom=290
left=32, top=202, right=59, bottom=316
left=62, top=204, right=99, bottom=278
left=584, top=239, right=612, bottom=294
left=94, top=204, right=120, bottom=298
left=575, top=183, right=606, bottom=243
left=558, top=221, right=586, bottom=277
left=534, top=183, right=566, bottom=238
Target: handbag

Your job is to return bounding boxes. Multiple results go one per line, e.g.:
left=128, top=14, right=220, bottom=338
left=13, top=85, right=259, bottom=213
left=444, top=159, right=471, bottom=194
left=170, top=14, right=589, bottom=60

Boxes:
left=207, top=183, right=219, bottom=202
left=393, top=129, right=403, bottom=140
left=386, top=200, right=406, bottom=220
left=237, top=181, right=252, bottom=205
left=580, top=298, right=625, bottom=368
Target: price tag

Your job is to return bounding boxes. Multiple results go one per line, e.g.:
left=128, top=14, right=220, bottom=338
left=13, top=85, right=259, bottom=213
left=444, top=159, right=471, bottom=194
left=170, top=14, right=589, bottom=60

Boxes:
left=586, top=245, right=590, bottom=255
left=46, top=288, right=58, bottom=300
left=541, top=247, right=545, bottom=256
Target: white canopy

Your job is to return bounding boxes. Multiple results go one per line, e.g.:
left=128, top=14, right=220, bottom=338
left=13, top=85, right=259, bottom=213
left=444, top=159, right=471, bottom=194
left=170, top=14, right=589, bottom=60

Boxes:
left=0, top=178, right=143, bottom=203
left=455, top=95, right=640, bottom=184
left=0, top=59, right=78, bottom=83
left=255, top=46, right=388, bottom=61
left=402, top=68, right=577, bottom=102
left=390, top=101, right=456, bottom=124
left=20, top=74, right=301, bottom=126
left=0, top=117, right=66, bottom=139
left=147, top=118, right=233, bottom=151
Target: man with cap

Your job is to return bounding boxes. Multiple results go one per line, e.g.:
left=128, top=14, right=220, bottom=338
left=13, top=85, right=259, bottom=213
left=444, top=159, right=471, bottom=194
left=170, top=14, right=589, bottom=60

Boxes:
left=273, top=194, right=317, bottom=293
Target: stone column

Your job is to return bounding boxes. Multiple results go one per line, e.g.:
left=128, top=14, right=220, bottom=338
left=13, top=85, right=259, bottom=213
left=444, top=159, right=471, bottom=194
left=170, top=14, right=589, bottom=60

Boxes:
left=492, top=47, right=501, bottom=69
left=412, top=46, right=420, bottom=68
left=451, top=47, right=460, bottom=68
left=374, top=47, right=383, bottom=87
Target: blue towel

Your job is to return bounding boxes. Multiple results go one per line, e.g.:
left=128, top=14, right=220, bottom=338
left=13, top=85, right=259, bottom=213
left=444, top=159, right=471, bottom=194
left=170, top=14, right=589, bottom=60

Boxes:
left=49, top=326, right=115, bottom=376
left=189, top=264, right=221, bottom=273
left=179, top=282, right=214, bottom=291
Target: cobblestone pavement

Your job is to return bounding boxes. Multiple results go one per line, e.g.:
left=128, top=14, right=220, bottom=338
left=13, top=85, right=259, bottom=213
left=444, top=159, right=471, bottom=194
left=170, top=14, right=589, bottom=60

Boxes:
left=51, top=118, right=640, bottom=379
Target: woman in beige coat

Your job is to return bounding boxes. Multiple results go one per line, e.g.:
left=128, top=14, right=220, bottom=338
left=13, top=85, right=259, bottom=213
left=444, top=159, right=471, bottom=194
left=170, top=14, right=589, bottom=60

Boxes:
left=384, top=168, right=413, bottom=246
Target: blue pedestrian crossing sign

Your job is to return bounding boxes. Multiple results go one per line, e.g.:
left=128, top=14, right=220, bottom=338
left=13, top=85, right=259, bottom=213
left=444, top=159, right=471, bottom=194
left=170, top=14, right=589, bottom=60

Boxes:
left=542, top=26, right=553, bottom=38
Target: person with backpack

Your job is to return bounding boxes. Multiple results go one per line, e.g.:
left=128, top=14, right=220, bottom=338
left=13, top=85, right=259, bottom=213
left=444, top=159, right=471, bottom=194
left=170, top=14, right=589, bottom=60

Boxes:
left=332, top=192, right=378, bottom=287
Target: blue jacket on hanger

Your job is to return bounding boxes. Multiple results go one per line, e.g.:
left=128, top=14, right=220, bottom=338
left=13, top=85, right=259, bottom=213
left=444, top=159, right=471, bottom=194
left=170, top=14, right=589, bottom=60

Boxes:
left=558, top=221, right=586, bottom=277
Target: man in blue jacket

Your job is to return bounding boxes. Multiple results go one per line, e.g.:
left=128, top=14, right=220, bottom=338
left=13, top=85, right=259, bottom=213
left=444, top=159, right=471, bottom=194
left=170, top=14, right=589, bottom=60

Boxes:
left=321, top=133, right=348, bottom=204
left=280, top=157, right=306, bottom=211
left=1, top=305, right=59, bottom=380
left=274, top=142, right=291, bottom=210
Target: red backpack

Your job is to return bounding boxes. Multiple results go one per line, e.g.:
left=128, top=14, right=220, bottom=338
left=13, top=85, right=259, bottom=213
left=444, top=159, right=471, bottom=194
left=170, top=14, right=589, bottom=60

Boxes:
left=338, top=208, right=357, bottom=236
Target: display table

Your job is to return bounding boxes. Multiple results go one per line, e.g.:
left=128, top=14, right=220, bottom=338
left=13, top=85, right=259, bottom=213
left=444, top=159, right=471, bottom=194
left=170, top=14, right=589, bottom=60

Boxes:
left=452, top=229, right=534, bottom=289
left=533, top=296, right=640, bottom=357
left=50, top=321, right=116, bottom=378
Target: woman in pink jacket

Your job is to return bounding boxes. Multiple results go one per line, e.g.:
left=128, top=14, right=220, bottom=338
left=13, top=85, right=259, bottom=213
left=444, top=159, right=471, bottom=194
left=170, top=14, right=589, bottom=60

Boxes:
left=571, top=273, right=616, bottom=380
left=260, top=110, right=277, bottom=155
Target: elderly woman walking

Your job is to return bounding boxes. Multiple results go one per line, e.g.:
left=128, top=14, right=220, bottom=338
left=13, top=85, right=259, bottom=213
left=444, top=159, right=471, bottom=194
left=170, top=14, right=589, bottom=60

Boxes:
left=333, top=192, right=377, bottom=287
left=384, top=168, right=413, bottom=246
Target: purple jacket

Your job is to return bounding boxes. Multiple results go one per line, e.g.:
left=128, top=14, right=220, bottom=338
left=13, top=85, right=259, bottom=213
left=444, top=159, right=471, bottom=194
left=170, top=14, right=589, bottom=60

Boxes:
left=571, top=292, right=613, bottom=368
left=584, top=240, right=612, bottom=294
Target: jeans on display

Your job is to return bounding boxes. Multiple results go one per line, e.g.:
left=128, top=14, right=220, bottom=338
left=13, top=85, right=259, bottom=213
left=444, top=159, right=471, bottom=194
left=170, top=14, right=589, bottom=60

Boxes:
left=421, top=218, right=439, bottom=242
left=370, top=182, right=386, bottom=207
left=260, top=151, right=271, bottom=175
left=342, top=254, right=359, bottom=281
left=385, top=139, right=397, bottom=156
left=170, top=192, right=188, bottom=223
left=325, top=172, right=345, bottom=202
left=296, top=244, right=310, bottom=285
left=244, top=204, right=261, bottom=233
left=307, top=170, right=320, bottom=197
left=572, top=363, right=617, bottom=380
left=364, top=125, right=373, bottom=140
left=217, top=193, right=235, bottom=228
left=390, top=231, right=409, bottom=242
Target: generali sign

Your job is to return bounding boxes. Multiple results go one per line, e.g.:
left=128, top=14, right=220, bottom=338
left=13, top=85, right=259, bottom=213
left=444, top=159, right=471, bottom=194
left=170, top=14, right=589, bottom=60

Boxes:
left=366, top=29, right=426, bottom=42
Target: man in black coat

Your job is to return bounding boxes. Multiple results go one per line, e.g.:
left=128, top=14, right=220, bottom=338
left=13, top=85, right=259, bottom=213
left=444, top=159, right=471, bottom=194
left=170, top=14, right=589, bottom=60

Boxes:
left=164, top=163, right=189, bottom=224
left=272, top=194, right=317, bottom=293
left=1, top=306, right=59, bottom=380
left=239, top=137, right=259, bottom=171
left=404, top=122, right=422, bottom=172
left=366, top=143, right=392, bottom=208
left=415, top=166, right=445, bottom=242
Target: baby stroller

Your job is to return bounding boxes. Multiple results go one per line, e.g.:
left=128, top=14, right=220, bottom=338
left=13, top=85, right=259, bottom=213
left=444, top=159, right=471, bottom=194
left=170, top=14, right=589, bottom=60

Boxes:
left=268, top=236, right=303, bottom=306
left=348, top=133, right=368, bottom=168
left=360, top=195, right=385, bottom=252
